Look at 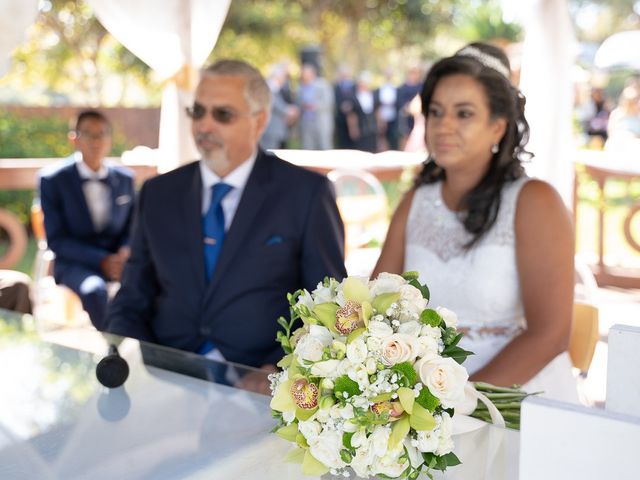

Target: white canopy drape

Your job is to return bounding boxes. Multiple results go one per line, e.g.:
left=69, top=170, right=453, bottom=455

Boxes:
left=519, top=0, right=576, bottom=205
left=0, top=0, right=39, bottom=77
left=87, top=0, right=231, bottom=172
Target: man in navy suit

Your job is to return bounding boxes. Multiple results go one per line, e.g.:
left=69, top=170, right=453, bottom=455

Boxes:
left=39, top=110, right=135, bottom=330
left=107, top=60, right=346, bottom=388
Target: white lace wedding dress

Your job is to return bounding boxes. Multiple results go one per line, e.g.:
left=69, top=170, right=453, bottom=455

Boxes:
left=405, top=177, right=578, bottom=402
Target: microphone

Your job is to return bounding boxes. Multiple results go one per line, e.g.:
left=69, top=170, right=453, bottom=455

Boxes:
left=96, top=344, right=130, bottom=388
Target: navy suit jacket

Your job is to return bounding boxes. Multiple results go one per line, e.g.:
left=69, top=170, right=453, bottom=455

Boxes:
left=107, top=150, right=347, bottom=367
left=38, top=156, right=135, bottom=281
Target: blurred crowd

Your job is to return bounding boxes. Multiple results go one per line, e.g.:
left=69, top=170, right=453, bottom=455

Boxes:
left=258, top=62, right=427, bottom=153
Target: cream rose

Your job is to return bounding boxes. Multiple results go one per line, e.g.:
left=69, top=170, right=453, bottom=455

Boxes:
left=380, top=333, right=418, bottom=365
left=414, top=355, right=468, bottom=409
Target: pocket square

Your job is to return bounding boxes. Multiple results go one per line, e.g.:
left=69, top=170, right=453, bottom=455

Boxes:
left=265, top=235, right=284, bottom=246
left=115, top=194, right=131, bottom=205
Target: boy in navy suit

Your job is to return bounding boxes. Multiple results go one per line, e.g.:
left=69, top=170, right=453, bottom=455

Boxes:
left=39, top=110, right=135, bottom=330
left=107, top=60, right=347, bottom=393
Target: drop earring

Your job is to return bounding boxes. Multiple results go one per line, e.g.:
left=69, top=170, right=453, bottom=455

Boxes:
left=491, top=143, right=499, bottom=154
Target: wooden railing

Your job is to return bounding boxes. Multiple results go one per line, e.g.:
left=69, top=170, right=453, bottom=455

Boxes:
left=575, top=150, right=640, bottom=289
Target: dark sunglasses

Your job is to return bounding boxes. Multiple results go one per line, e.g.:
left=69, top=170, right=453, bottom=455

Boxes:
left=185, top=103, right=257, bottom=124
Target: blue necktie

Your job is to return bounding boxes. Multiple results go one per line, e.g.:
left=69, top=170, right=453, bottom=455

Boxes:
left=203, top=182, right=233, bottom=282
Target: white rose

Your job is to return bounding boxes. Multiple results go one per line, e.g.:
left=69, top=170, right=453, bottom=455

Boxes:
left=310, top=359, right=342, bottom=377
left=351, top=436, right=375, bottom=478
left=414, top=355, right=469, bottom=409
left=436, top=306, right=458, bottom=328
left=346, top=338, right=368, bottom=364
left=371, top=426, right=391, bottom=457
left=298, top=420, right=321, bottom=443
left=369, top=272, right=406, bottom=296
left=380, top=333, right=419, bottom=365
left=371, top=442, right=407, bottom=478
left=368, top=320, right=394, bottom=338
left=309, top=430, right=345, bottom=469
left=397, top=320, right=422, bottom=337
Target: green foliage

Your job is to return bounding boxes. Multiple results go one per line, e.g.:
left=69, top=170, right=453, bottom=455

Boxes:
left=391, top=361, right=418, bottom=387
left=0, top=113, right=71, bottom=158
left=333, top=375, right=361, bottom=399
left=415, top=387, right=440, bottom=412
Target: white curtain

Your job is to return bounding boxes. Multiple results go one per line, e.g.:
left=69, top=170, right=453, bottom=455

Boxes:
left=0, top=0, right=39, bottom=76
left=87, top=0, right=232, bottom=172
left=519, top=0, right=576, bottom=206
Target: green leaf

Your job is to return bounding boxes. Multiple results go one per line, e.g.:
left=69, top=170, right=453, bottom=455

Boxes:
left=277, top=354, right=293, bottom=368
left=441, top=452, right=461, bottom=467
left=392, top=361, right=418, bottom=386
left=441, top=345, right=474, bottom=364
left=419, top=309, right=442, bottom=327
left=441, top=327, right=459, bottom=345
left=401, top=271, right=420, bottom=281
left=409, top=278, right=430, bottom=301
left=334, top=375, right=361, bottom=399
left=415, top=387, right=440, bottom=412
left=340, top=449, right=353, bottom=463
left=342, top=431, right=355, bottom=449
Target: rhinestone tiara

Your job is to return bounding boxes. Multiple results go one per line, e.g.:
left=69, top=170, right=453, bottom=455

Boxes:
left=456, top=46, right=510, bottom=79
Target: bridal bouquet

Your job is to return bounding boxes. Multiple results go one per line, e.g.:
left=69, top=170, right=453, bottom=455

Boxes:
left=269, top=272, right=473, bottom=479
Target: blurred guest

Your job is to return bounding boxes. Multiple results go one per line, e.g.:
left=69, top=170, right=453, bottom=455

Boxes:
left=376, top=69, right=399, bottom=151
left=0, top=270, right=32, bottom=314
left=297, top=63, right=334, bottom=150
left=334, top=64, right=356, bottom=149
left=260, top=65, right=299, bottom=150
left=606, top=85, right=640, bottom=152
left=396, top=65, right=423, bottom=149
left=39, top=110, right=134, bottom=330
left=347, top=71, right=379, bottom=153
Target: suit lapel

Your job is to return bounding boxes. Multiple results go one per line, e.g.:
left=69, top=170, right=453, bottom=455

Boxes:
left=181, top=163, right=207, bottom=289
left=205, top=151, right=272, bottom=303
left=68, top=164, right=96, bottom=231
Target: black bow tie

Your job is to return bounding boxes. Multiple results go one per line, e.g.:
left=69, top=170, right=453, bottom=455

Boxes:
left=81, top=176, right=110, bottom=184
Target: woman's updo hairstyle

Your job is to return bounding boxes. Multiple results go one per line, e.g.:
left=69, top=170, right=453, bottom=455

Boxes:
left=416, top=42, right=532, bottom=248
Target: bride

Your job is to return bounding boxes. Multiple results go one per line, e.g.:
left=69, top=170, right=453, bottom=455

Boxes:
left=373, top=42, right=578, bottom=402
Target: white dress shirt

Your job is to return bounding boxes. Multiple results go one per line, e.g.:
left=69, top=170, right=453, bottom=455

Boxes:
left=199, top=154, right=257, bottom=231
left=76, top=153, right=111, bottom=231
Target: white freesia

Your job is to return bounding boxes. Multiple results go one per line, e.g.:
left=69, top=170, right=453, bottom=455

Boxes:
left=346, top=338, right=368, bottom=364
left=380, top=333, right=419, bottom=365
left=308, top=429, right=345, bottom=469
left=403, top=438, right=425, bottom=468
left=368, top=320, right=394, bottom=338
left=436, top=412, right=454, bottom=456
left=421, top=324, right=442, bottom=340
left=350, top=435, right=375, bottom=478
left=310, top=359, right=342, bottom=377
left=369, top=272, right=406, bottom=296
left=298, top=420, right=321, bottom=443
left=311, top=282, right=335, bottom=304
left=282, top=411, right=295, bottom=423
left=370, top=442, right=407, bottom=478
left=297, top=290, right=315, bottom=311
left=397, top=320, right=422, bottom=337
left=414, top=355, right=469, bottom=409
left=415, top=426, right=439, bottom=453
left=437, top=306, right=458, bottom=328
left=416, top=334, right=440, bottom=358
left=371, top=426, right=391, bottom=457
